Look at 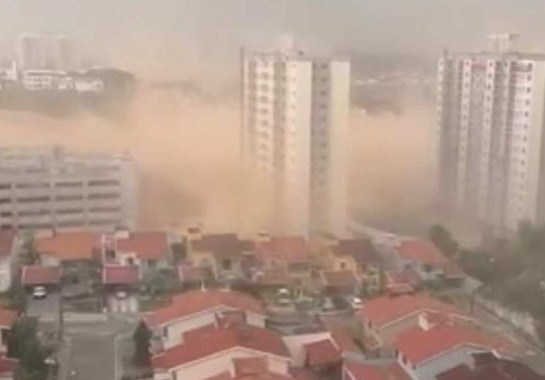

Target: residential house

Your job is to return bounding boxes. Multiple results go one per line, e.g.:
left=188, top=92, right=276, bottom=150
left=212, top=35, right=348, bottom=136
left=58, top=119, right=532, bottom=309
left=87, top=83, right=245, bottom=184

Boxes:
left=0, top=356, right=17, bottom=380
left=0, top=231, right=17, bottom=292
left=256, top=236, right=313, bottom=291
left=342, top=361, right=409, bottom=380
left=178, top=262, right=214, bottom=287
left=105, top=231, right=171, bottom=274
left=204, top=357, right=297, bottom=379
left=0, top=308, right=17, bottom=353
left=35, top=231, right=99, bottom=267
left=102, top=265, right=140, bottom=291
left=436, top=352, right=545, bottom=380
left=151, top=323, right=292, bottom=380
left=393, top=313, right=516, bottom=380
left=187, top=231, right=254, bottom=281
left=320, top=270, right=359, bottom=295
left=360, top=294, right=471, bottom=355
left=394, top=239, right=463, bottom=283
left=144, top=289, right=266, bottom=350
left=21, top=265, right=62, bottom=290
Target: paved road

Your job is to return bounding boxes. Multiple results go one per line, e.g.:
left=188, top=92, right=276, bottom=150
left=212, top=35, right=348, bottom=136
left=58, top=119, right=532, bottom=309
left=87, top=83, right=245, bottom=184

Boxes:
left=60, top=318, right=136, bottom=380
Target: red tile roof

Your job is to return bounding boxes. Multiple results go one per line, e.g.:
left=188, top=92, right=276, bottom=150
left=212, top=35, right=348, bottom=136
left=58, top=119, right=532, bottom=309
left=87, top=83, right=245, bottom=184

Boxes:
left=304, top=339, right=342, bottom=367
left=0, top=355, right=17, bottom=375
left=321, top=270, right=358, bottom=289
left=396, top=239, right=448, bottom=265
left=290, top=368, right=320, bottom=380
left=116, top=232, right=169, bottom=260
left=258, top=237, right=311, bottom=264
left=152, top=324, right=289, bottom=370
left=0, top=308, right=17, bottom=328
left=102, top=265, right=139, bottom=285
left=192, top=234, right=254, bottom=258
left=178, top=262, right=214, bottom=283
left=362, top=294, right=466, bottom=328
left=21, top=265, right=61, bottom=286
left=36, top=232, right=98, bottom=261
left=145, top=289, right=264, bottom=327
left=205, top=371, right=295, bottom=380
left=0, top=231, right=15, bottom=257
left=330, top=328, right=360, bottom=355
left=331, top=239, right=380, bottom=267
left=394, top=323, right=516, bottom=366
left=344, top=362, right=410, bottom=380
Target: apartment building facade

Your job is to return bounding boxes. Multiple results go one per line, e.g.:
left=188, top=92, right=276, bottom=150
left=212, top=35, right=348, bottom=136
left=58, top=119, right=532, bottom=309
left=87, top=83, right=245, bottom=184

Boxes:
left=0, top=146, right=137, bottom=232
left=241, top=45, right=350, bottom=237
left=436, top=50, right=545, bottom=235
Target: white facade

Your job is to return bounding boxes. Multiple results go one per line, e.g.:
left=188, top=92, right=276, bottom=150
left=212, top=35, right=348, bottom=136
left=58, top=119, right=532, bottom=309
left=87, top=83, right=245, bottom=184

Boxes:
left=0, top=146, right=137, bottom=232
left=18, top=34, right=76, bottom=71
left=153, top=306, right=267, bottom=350
left=437, top=51, right=545, bottom=235
left=154, top=348, right=291, bottom=380
left=242, top=47, right=350, bottom=237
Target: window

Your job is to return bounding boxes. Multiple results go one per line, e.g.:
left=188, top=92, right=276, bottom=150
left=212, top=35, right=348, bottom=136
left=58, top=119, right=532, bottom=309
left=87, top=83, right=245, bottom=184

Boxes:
left=222, top=258, right=232, bottom=270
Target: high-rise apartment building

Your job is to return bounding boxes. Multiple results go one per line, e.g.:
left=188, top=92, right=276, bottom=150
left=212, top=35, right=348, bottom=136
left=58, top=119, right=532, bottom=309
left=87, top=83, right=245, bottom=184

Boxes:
left=0, top=146, right=137, bottom=232
left=18, top=34, right=76, bottom=71
left=436, top=42, right=545, bottom=235
left=241, top=46, right=350, bottom=236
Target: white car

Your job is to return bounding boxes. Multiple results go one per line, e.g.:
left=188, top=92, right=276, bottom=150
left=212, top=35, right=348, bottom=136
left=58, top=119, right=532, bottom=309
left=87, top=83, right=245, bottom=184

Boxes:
left=32, top=286, right=47, bottom=299
left=349, top=296, right=363, bottom=310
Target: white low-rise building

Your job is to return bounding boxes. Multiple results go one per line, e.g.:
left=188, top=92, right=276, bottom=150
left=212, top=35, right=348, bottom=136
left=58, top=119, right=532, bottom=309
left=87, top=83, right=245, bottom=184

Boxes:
left=144, top=289, right=266, bottom=350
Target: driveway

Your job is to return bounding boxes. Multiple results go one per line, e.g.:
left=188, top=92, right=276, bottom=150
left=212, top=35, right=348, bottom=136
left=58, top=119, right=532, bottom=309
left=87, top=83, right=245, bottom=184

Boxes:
left=27, top=291, right=60, bottom=319
left=107, top=294, right=139, bottom=313
left=60, top=318, right=135, bottom=380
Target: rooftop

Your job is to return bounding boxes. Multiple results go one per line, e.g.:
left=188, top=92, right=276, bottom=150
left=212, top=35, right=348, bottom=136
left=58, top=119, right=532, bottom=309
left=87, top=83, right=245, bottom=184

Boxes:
left=21, top=265, right=61, bottom=285
left=331, top=238, right=381, bottom=266
left=0, top=231, right=15, bottom=256
left=343, top=361, right=410, bottom=380
left=258, top=236, right=311, bottom=264
left=192, top=234, right=254, bottom=258
left=116, top=232, right=169, bottom=260
left=362, top=294, right=466, bottom=328
left=0, top=308, right=17, bottom=328
left=321, top=270, right=358, bottom=289
left=394, top=322, right=516, bottom=366
left=102, top=265, right=139, bottom=285
left=145, top=289, right=264, bottom=327
left=152, top=324, right=289, bottom=370
left=35, top=232, right=98, bottom=261
left=396, top=239, right=448, bottom=265
left=304, top=339, right=342, bottom=367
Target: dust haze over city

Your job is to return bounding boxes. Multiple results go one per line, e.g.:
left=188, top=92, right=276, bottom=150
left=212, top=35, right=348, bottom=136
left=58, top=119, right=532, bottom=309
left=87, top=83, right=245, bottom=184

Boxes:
left=4, top=2, right=545, bottom=380
left=2, top=0, right=543, bottom=235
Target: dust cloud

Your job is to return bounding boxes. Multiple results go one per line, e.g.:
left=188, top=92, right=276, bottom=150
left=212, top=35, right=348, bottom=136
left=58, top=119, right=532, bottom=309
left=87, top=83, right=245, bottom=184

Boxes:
left=0, top=87, right=435, bottom=234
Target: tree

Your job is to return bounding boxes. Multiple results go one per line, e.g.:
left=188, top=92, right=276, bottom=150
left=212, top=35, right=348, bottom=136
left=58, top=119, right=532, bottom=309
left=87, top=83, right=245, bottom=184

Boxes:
left=429, top=225, right=458, bottom=257
left=133, top=321, right=152, bottom=367
left=19, top=232, right=39, bottom=266
left=8, top=317, right=47, bottom=379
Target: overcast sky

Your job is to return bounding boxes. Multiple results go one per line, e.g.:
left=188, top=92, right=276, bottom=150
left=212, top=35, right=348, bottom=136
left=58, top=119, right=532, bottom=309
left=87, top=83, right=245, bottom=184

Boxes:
left=1, top=0, right=545, bottom=79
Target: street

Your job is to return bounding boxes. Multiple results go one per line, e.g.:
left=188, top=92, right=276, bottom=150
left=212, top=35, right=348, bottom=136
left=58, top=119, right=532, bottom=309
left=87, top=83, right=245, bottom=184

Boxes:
left=59, top=317, right=136, bottom=380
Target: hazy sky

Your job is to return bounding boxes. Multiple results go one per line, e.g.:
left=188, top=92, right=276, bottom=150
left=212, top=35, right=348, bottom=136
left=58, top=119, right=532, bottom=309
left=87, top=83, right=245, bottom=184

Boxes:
left=1, top=0, right=545, bottom=79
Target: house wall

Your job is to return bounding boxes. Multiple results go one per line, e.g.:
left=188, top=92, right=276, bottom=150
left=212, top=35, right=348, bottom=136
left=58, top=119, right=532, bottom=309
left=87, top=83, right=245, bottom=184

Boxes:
left=40, top=255, right=60, bottom=267
left=158, top=307, right=266, bottom=350
left=0, top=257, right=11, bottom=292
left=283, top=332, right=332, bottom=366
left=166, top=348, right=290, bottom=380
left=396, top=256, right=443, bottom=282
left=397, top=346, right=482, bottom=380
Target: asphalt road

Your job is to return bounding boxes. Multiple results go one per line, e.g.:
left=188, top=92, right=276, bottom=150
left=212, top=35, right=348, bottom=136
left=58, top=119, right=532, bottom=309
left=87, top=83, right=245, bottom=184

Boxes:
left=61, top=318, right=135, bottom=380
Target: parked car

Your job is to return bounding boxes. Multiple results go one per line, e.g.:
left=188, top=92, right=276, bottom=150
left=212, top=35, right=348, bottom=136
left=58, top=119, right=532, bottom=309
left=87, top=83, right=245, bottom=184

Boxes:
left=32, top=286, right=47, bottom=299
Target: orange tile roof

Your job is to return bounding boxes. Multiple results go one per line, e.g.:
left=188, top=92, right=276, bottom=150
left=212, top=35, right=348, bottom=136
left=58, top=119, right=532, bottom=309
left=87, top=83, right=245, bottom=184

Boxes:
left=152, top=324, right=289, bottom=370
left=102, top=265, right=139, bottom=285
left=35, top=232, right=98, bottom=261
left=304, top=339, right=342, bottom=367
left=0, top=308, right=17, bottom=328
left=396, top=239, right=448, bottom=265
left=394, top=323, right=517, bottom=365
left=344, top=362, right=410, bottom=380
left=258, top=236, right=311, bottom=264
left=145, top=289, right=264, bottom=327
left=116, top=232, right=169, bottom=259
left=21, top=265, right=61, bottom=285
left=362, top=294, right=466, bottom=328
left=0, top=231, right=15, bottom=257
